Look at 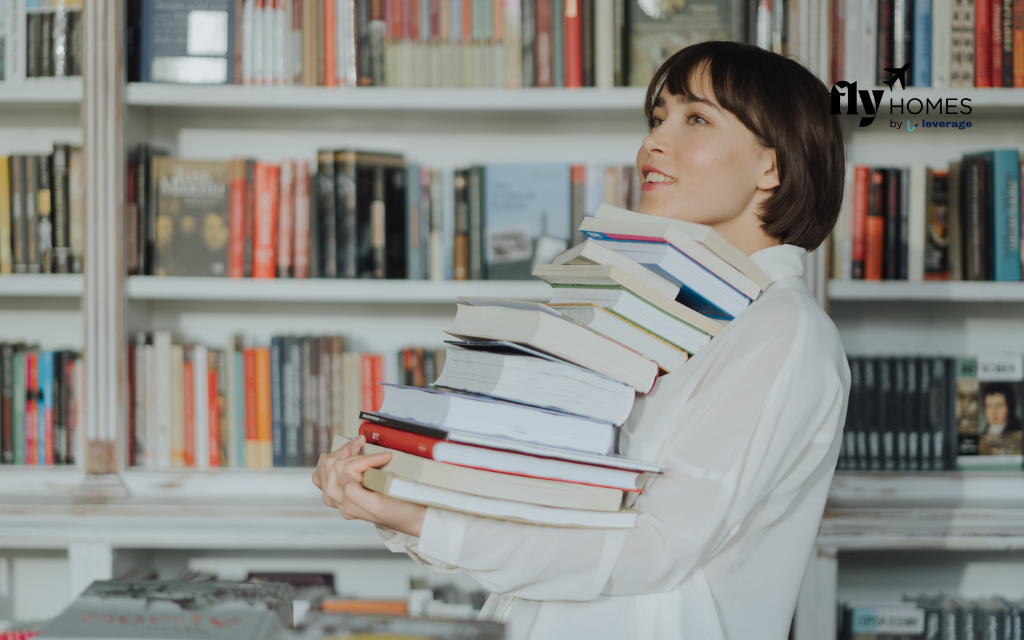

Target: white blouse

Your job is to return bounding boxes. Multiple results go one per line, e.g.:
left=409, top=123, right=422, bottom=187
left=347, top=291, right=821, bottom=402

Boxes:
left=377, top=243, right=851, bottom=640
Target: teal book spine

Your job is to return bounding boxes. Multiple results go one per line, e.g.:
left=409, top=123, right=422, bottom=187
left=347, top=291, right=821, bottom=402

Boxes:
left=40, top=351, right=53, bottom=466
left=991, top=149, right=1021, bottom=281
left=552, top=0, right=564, bottom=87
left=13, top=352, right=25, bottom=465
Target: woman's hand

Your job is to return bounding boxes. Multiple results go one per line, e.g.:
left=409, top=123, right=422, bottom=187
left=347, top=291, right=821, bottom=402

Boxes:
left=312, top=435, right=427, bottom=537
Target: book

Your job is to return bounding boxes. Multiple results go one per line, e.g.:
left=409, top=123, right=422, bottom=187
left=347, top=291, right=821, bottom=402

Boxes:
left=283, top=612, right=504, bottom=640
left=432, top=340, right=636, bottom=424
left=975, top=355, right=1023, bottom=456
left=552, top=239, right=678, bottom=299
left=362, top=467, right=640, bottom=528
left=350, top=435, right=625, bottom=511
left=445, top=298, right=659, bottom=393
left=140, top=0, right=237, bottom=84
left=151, top=157, right=231, bottom=277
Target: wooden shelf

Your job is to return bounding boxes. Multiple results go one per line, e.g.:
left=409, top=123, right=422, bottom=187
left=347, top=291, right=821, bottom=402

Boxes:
left=125, top=84, right=648, bottom=112
left=0, top=274, right=83, bottom=297
left=125, top=276, right=552, bottom=303
left=0, top=78, right=83, bottom=105
left=829, top=279, right=1024, bottom=302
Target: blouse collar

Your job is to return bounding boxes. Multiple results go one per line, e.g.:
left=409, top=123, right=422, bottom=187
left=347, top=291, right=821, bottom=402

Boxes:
left=748, top=244, right=807, bottom=283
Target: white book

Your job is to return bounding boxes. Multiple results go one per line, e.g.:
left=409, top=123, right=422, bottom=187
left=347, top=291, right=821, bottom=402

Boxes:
left=594, top=0, right=613, bottom=88
left=337, top=0, right=356, bottom=86
left=292, top=0, right=302, bottom=84
left=263, top=0, right=276, bottom=83
left=833, top=163, right=855, bottom=281
left=194, top=344, right=209, bottom=469
left=132, top=333, right=147, bottom=467
left=844, top=0, right=861, bottom=81
left=931, top=0, right=952, bottom=87
left=275, top=0, right=288, bottom=84
left=144, top=344, right=157, bottom=468
left=242, top=0, right=255, bottom=83
left=5, top=0, right=26, bottom=81
left=154, top=331, right=173, bottom=469
left=341, top=352, right=363, bottom=439
left=807, top=0, right=819, bottom=77
left=251, top=0, right=264, bottom=84
left=552, top=240, right=679, bottom=299
left=818, top=0, right=830, bottom=81
left=907, top=164, right=927, bottom=281
left=363, top=468, right=639, bottom=529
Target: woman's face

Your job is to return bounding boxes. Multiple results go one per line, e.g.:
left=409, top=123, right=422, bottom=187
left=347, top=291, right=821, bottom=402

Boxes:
left=985, top=392, right=1009, bottom=428
left=635, top=70, right=779, bottom=237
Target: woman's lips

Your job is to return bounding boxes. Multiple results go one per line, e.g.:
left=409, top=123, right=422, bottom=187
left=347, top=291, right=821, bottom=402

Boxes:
left=641, top=180, right=674, bottom=191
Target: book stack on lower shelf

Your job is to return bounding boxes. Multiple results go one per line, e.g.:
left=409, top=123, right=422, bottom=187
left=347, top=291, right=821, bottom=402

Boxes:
left=350, top=204, right=772, bottom=529
left=128, top=331, right=443, bottom=470
left=839, top=595, right=1024, bottom=640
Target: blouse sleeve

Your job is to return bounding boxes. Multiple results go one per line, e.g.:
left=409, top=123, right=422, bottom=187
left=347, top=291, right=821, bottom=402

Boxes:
left=382, top=295, right=847, bottom=602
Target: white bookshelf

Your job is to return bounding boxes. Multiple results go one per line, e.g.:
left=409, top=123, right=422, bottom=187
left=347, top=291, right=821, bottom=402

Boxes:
left=0, top=275, right=84, bottom=297
left=829, top=279, right=1024, bottom=302
left=0, top=78, right=83, bottom=106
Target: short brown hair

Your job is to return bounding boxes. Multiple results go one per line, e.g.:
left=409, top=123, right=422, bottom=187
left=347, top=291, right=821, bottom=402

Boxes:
left=643, top=41, right=845, bottom=251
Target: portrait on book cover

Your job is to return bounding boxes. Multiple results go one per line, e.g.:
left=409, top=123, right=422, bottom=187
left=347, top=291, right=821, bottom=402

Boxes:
left=978, top=381, right=1024, bottom=455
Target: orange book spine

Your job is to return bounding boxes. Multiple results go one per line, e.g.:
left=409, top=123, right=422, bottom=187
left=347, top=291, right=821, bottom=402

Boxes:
left=254, top=347, right=273, bottom=467
left=564, top=0, right=582, bottom=87
left=208, top=356, right=220, bottom=468
left=851, top=165, right=869, bottom=279
left=992, top=0, right=1003, bottom=85
left=361, top=354, right=375, bottom=412
left=371, top=354, right=385, bottom=411
left=292, top=161, right=311, bottom=278
left=323, top=0, right=338, bottom=86
left=493, top=0, right=503, bottom=44
left=244, top=347, right=258, bottom=467
left=320, top=600, right=408, bottom=615
left=463, top=0, right=472, bottom=41
left=228, top=159, right=247, bottom=278
left=1014, top=0, right=1023, bottom=86
left=865, top=170, right=886, bottom=281
left=409, top=0, right=419, bottom=39
left=277, top=159, right=295, bottom=277
left=252, top=162, right=281, bottom=279
left=183, top=352, right=195, bottom=467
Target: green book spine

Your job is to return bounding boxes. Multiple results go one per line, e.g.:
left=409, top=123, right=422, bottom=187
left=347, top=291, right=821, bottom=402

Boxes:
left=13, top=351, right=25, bottom=465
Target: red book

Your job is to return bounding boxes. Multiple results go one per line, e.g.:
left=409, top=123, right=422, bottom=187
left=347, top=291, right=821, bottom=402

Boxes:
left=360, top=354, right=375, bottom=412
left=252, top=162, right=280, bottom=279
left=430, top=0, right=439, bottom=37
left=463, top=0, right=472, bottom=41
left=276, top=159, right=295, bottom=278
left=228, top=158, right=247, bottom=278
left=493, top=0, right=503, bottom=43
left=535, top=0, right=553, bottom=86
left=183, top=348, right=195, bottom=467
left=208, top=360, right=220, bottom=468
left=25, top=353, right=37, bottom=466
left=564, top=0, right=582, bottom=87
left=993, top=0, right=1004, bottom=85
left=292, top=161, right=310, bottom=278
left=244, top=347, right=258, bottom=466
left=408, top=0, right=419, bottom=40
left=371, top=354, right=385, bottom=411
left=323, top=0, right=338, bottom=86
left=977, top=0, right=993, bottom=86
left=865, top=169, right=886, bottom=281
left=851, top=165, right=870, bottom=279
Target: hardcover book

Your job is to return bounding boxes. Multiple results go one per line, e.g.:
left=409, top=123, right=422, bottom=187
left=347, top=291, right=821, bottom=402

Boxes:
left=152, top=158, right=230, bottom=277
left=141, top=0, right=237, bottom=84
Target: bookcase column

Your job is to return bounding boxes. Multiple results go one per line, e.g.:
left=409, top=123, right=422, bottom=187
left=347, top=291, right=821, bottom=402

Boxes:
left=82, top=0, right=126, bottom=475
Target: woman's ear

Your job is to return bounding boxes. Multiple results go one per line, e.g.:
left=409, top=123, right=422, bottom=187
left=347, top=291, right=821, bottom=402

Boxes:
left=757, top=148, right=780, bottom=191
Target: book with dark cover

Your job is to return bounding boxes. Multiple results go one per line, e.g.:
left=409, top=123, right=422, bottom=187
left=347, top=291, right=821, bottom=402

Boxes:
left=967, top=150, right=1021, bottom=282
left=924, top=169, right=950, bottom=280
left=138, top=144, right=170, bottom=275
left=68, top=7, right=83, bottom=76
left=41, top=11, right=54, bottom=76
left=51, top=144, right=71, bottom=273
left=354, top=152, right=404, bottom=279
left=302, top=336, right=318, bottom=466
left=877, top=0, right=895, bottom=83
left=864, top=358, right=882, bottom=470
left=40, top=580, right=291, bottom=640
left=939, top=357, right=958, bottom=470
left=628, top=0, right=741, bottom=86
left=884, top=167, right=900, bottom=280
left=308, top=169, right=320, bottom=278
left=0, top=344, right=13, bottom=463
left=893, top=0, right=914, bottom=75
left=898, top=166, right=910, bottom=279
left=244, top=158, right=255, bottom=276
left=1002, top=0, right=1013, bottom=86
left=36, top=154, right=53, bottom=273
left=151, top=157, right=230, bottom=276
left=849, top=357, right=867, bottom=470
left=283, top=336, right=303, bottom=467
left=270, top=336, right=284, bottom=467
left=468, top=165, right=484, bottom=280
left=316, top=337, right=331, bottom=457
left=918, top=358, right=933, bottom=469
left=11, top=156, right=27, bottom=273
left=866, top=169, right=886, bottom=280
left=894, top=357, right=908, bottom=470
left=878, top=357, right=896, bottom=470
left=907, top=356, right=921, bottom=471
left=384, top=163, right=407, bottom=279
left=24, top=155, right=38, bottom=272
left=522, top=0, right=536, bottom=86
left=961, top=154, right=989, bottom=281
left=317, top=150, right=337, bottom=278
left=140, top=0, right=236, bottom=84
left=581, top=0, right=595, bottom=86
left=26, top=9, right=40, bottom=77
left=53, top=351, right=65, bottom=464
left=453, top=168, right=469, bottom=280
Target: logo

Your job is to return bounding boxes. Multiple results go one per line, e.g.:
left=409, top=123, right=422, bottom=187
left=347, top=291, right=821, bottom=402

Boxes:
left=829, top=63, right=972, bottom=128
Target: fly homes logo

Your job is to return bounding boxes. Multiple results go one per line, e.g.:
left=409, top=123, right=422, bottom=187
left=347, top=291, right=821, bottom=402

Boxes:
left=829, top=63, right=973, bottom=129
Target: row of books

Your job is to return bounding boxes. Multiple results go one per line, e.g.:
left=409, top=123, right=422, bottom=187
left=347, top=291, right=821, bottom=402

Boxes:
left=839, top=595, right=1024, bottom=639
left=0, top=0, right=83, bottom=82
left=353, top=203, right=770, bottom=529
left=0, top=344, right=83, bottom=466
left=128, top=331, right=443, bottom=469
left=127, top=0, right=751, bottom=88
left=0, top=148, right=85, bottom=275
left=128, top=145, right=643, bottom=280
left=830, top=150, right=1023, bottom=282
left=828, top=0, right=1024, bottom=87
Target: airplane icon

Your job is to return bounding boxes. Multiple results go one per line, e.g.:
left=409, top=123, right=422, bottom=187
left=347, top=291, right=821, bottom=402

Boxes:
left=883, top=63, right=911, bottom=90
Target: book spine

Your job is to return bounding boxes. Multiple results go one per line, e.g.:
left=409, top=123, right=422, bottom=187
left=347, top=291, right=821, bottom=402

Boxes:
left=863, top=358, right=881, bottom=470
left=335, top=151, right=357, bottom=278
left=317, top=337, right=331, bottom=456
left=406, top=165, right=422, bottom=280
left=245, top=159, right=256, bottom=276
left=51, top=145, right=70, bottom=273
left=194, top=345, right=209, bottom=469
left=252, top=162, right=280, bottom=279
left=1015, top=0, right=1024, bottom=86
left=884, top=167, right=900, bottom=280
left=318, top=150, right=338, bottom=277
left=359, top=421, right=439, bottom=457
left=24, top=156, right=38, bottom=273
left=894, top=358, right=908, bottom=470
left=993, top=0, right=1004, bottom=83
left=877, top=0, right=895, bottom=83
left=228, top=158, right=247, bottom=278
left=369, top=165, right=386, bottom=278
left=265, top=0, right=277, bottom=82
left=171, top=345, right=185, bottom=467
left=933, top=0, right=951, bottom=86
left=914, top=0, right=933, bottom=85
left=992, top=150, right=1021, bottom=281
left=324, top=0, right=338, bottom=84
left=36, top=154, right=52, bottom=273
left=453, top=169, right=469, bottom=280
left=551, top=0, right=563, bottom=86
left=977, top=0, right=992, bottom=84
left=906, top=356, right=920, bottom=471
left=521, top=0, right=535, bottom=86
left=217, top=350, right=229, bottom=465
left=302, top=337, right=318, bottom=466
left=184, top=346, right=196, bottom=467
left=330, top=336, right=344, bottom=441
left=11, top=157, right=25, bottom=273
left=40, top=352, right=52, bottom=465
left=208, top=350, right=220, bottom=467
left=385, top=165, right=407, bottom=279
left=0, top=346, right=12, bottom=463
left=918, top=357, right=932, bottom=470
left=155, top=331, right=173, bottom=469
left=235, top=349, right=247, bottom=467
left=534, top=0, right=551, bottom=85
left=270, top=336, right=284, bottom=467
left=244, top=348, right=258, bottom=467
left=865, top=169, right=886, bottom=280
left=68, top=149, right=84, bottom=273
left=255, top=347, right=272, bottom=467
left=26, top=9, right=39, bottom=78
left=277, top=159, right=295, bottom=277
left=963, top=156, right=987, bottom=280
left=851, top=165, right=869, bottom=279
left=0, top=157, right=10, bottom=275
left=12, top=352, right=25, bottom=465
left=293, top=160, right=311, bottom=278
left=899, top=166, right=910, bottom=279
left=467, top=165, right=483, bottom=280
left=284, top=336, right=302, bottom=466
left=941, top=358, right=956, bottom=470
left=1002, top=0, right=1013, bottom=84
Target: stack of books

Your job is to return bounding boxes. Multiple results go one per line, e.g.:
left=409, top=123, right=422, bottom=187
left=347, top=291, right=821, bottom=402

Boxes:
left=343, top=203, right=770, bottom=529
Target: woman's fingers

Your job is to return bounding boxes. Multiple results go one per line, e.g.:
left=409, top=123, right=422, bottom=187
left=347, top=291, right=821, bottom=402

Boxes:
left=340, top=451, right=393, bottom=480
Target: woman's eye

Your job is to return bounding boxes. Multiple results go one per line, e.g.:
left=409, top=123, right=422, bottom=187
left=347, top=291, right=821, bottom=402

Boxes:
left=651, top=117, right=664, bottom=127
left=688, top=114, right=708, bottom=125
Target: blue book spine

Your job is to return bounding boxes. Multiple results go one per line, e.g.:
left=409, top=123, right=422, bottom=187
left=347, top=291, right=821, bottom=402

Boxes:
left=452, top=0, right=462, bottom=42
left=234, top=351, right=246, bottom=468
left=442, top=169, right=455, bottom=280
left=992, top=149, right=1022, bottom=281
left=283, top=337, right=303, bottom=467
left=270, top=337, right=284, bottom=467
left=39, top=351, right=53, bottom=466
left=912, top=0, right=932, bottom=86
left=641, top=263, right=736, bottom=320
left=421, top=0, right=431, bottom=40
left=407, top=164, right=423, bottom=280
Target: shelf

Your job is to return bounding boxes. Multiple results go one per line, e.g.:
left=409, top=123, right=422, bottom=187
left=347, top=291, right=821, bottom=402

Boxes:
left=828, top=279, right=1024, bottom=302
left=125, top=276, right=553, bottom=303
left=0, top=78, right=83, bottom=105
left=125, top=84, right=648, bottom=112
left=0, top=274, right=83, bottom=297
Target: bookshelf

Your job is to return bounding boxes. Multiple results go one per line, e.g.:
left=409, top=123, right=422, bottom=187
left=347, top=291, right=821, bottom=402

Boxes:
left=3, top=0, right=1024, bottom=634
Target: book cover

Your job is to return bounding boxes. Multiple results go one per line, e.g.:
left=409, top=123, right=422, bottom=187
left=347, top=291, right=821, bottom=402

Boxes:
left=977, top=0, right=992, bottom=85
left=628, top=0, right=739, bottom=86
left=141, top=0, right=237, bottom=83
left=865, top=169, right=886, bottom=280
left=951, top=0, right=976, bottom=86
left=152, top=157, right=230, bottom=277
left=976, top=355, right=1023, bottom=456
left=228, top=158, right=248, bottom=277
left=482, top=163, right=571, bottom=280
left=51, top=145, right=71, bottom=273
left=955, top=356, right=980, bottom=456
left=252, top=161, right=280, bottom=279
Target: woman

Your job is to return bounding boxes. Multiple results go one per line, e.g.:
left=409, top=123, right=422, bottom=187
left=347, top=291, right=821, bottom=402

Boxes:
left=313, top=41, right=850, bottom=640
